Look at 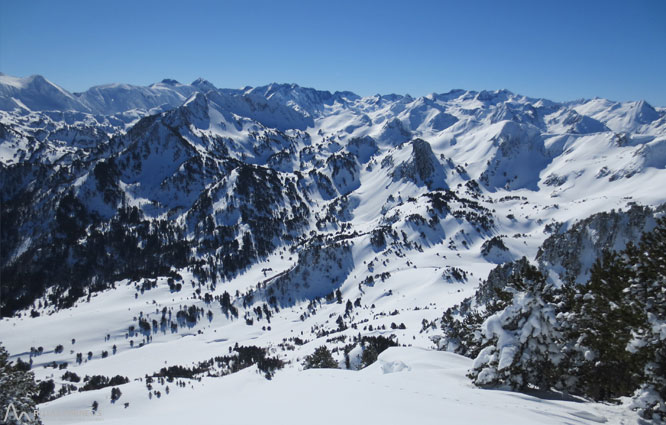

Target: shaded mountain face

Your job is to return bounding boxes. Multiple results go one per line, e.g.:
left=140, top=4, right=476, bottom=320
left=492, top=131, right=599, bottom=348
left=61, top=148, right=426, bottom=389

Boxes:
left=1, top=74, right=666, bottom=316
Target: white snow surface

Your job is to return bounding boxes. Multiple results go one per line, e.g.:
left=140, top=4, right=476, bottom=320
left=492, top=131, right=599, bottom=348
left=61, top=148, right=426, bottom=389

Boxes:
left=36, top=348, right=633, bottom=425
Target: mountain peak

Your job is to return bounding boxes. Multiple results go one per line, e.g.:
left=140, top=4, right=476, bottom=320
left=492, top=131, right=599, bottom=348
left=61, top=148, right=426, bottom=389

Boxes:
left=191, top=78, right=217, bottom=92
left=0, top=73, right=86, bottom=112
left=26, top=74, right=48, bottom=83
left=179, top=92, right=209, bottom=115
left=633, top=99, right=659, bottom=124
left=476, top=89, right=514, bottom=103
left=267, top=82, right=300, bottom=90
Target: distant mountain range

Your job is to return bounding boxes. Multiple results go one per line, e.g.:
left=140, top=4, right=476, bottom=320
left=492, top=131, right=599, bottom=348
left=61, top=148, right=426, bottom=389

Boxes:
left=1, top=71, right=665, bottom=313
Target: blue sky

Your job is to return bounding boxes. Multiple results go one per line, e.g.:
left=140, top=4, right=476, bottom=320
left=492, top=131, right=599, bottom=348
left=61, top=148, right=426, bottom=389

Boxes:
left=1, top=0, right=665, bottom=104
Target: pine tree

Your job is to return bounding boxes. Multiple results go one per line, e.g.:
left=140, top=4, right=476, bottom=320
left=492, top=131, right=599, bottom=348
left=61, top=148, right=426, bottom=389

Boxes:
left=110, top=387, right=122, bottom=402
left=360, top=344, right=379, bottom=368
left=303, top=346, right=338, bottom=369
left=441, top=306, right=489, bottom=358
left=469, top=262, right=562, bottom=391
left=560, top=250, right=643, bottom=401
left=0, top=344, right=41, bottom=424
left=627, top=218, right=666, bottom=420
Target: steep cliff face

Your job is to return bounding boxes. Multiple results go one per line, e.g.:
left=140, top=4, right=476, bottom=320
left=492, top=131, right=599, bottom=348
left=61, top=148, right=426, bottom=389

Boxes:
left=536, top=204, right=666, bottom=284
left=391, top=139, right=449, bottom=190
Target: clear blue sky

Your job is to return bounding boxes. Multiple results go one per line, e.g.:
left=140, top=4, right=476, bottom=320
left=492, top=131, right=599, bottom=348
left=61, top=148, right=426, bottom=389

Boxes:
left=1, top=0, right=665, bottom=105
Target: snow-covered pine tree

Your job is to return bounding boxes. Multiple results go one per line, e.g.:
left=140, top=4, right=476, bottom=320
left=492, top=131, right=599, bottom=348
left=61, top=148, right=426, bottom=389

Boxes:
left=559, top=250, right=643, bottom=401
left=0, top=344, right=41, bottom=425
left=627, top=218, right=666, bottom=421
left=440, top=308, right=485, bottom=357
left=302, top=346, right=338, bottom=369
left=469, top=262, right=563, bottom=391
left=440, top=258, right=536, bottom=358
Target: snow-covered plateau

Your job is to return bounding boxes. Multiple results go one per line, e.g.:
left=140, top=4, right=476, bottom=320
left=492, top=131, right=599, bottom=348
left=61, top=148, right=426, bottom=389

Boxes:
left=1, top=73, right=665, bottom=424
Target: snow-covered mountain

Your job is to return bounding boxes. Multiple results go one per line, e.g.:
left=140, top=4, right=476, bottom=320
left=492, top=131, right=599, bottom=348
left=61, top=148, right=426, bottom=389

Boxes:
left=0, top=73, right=88, bottom=113
left=1, top=73, right=665, bottom=424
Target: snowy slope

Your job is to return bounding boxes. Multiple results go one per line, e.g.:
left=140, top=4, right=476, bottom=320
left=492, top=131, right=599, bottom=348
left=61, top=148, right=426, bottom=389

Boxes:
left=37, top=348, right=634, bottom=425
